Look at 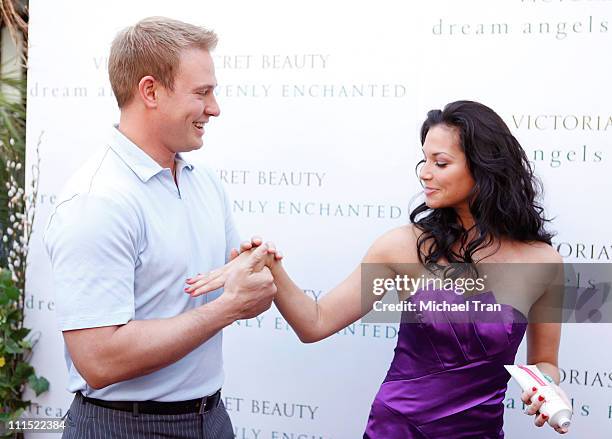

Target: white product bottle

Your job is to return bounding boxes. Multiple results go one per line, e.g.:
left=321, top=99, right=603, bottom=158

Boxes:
left=505, top=364, right=572, bottom=430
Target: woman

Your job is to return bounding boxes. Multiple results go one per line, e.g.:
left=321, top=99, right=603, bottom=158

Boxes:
left=187, top=100, right=571, bottom=437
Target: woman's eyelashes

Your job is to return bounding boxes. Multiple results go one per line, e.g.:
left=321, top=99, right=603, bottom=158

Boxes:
left=421, top=155, right=450, bottom=168
left=423, top=158, right=448, bottom=168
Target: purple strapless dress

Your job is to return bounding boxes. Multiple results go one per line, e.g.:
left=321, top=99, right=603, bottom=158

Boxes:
left=364, top=291, right=528, bottom=438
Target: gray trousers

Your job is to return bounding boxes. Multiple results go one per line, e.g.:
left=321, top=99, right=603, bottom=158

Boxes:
left=62, top=393, right=234, bottom=439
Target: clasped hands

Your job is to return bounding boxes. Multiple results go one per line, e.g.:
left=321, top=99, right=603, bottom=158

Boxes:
left=184, top=237, right=281, bottom=320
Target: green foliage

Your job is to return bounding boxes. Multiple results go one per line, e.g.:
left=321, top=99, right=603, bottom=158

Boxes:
left=0, top=51, right=47, bottom=439
left=0, top=269, right=47, bottom=422
left=27, top=376, right=49, bottom=396
left=0, top=76, right=26, bottom=265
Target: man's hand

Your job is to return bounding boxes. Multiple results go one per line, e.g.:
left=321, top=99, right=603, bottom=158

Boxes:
left=186, top=238, right=281, bottom=298
left=186, top=243, right=278, bottom=319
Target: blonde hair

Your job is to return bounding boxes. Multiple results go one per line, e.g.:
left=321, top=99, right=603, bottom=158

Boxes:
left=108, top=17, right=218, bottom=108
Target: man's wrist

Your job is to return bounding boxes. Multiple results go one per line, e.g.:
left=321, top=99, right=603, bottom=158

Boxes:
left=198, top=295, right=238, bottom=327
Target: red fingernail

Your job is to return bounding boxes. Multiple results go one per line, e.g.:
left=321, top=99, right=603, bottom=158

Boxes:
left=184, top=287, right=190, bottom=292
left=532, top=387, right=537, bottom=392
left=542, top=414, right=548, bottom=420
left=538, top=395, right=545, bottom=402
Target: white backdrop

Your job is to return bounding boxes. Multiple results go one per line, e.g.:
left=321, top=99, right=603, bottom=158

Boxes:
left=24, top=0, right=611, bottom=438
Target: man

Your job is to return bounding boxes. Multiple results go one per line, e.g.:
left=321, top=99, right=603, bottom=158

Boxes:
left=44, top=16, right=276, bottom=439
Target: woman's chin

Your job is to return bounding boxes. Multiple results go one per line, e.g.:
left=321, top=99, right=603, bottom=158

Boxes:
left=425, top=200, right=442, bottom=209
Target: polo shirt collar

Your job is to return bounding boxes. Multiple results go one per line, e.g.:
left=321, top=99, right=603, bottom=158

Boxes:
left=109, top=126, right=195, bottom=183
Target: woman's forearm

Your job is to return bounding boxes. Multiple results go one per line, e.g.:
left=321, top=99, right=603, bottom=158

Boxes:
left=270, top=263, right=326, bottom=343
left=536, top=361, right=561, bottom=385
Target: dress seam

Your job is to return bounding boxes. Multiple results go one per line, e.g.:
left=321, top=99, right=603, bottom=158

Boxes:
left=376, top=399, right=431, bottom=439
left=383, top=353, right=509, bottom=383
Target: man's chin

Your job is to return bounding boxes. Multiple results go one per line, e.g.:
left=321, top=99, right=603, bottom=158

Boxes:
left=185, top=139, right=204, bottom=151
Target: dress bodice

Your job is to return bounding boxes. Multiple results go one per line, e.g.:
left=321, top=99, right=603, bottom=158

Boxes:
left=364, top=290, right=528, bottom=439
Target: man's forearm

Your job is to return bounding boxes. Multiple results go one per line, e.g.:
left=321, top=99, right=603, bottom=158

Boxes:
left=82, top=298, right=237, bottom=389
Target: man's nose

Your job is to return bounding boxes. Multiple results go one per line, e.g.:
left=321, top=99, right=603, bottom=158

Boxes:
left=206, top=95, right=220, bottom=117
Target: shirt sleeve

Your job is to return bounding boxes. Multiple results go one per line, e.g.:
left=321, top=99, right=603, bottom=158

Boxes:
left=44, top=194, right=138, bottom=331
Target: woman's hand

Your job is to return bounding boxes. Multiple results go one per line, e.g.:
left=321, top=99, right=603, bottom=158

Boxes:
left=185, top=238, right=282, bottom=298
left=521, top=382, right=571, bottom=434
left=229, top=236, right=283, bottom=262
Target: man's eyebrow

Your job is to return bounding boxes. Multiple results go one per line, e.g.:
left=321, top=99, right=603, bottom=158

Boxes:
left=193, top=84, right=217, bottom=91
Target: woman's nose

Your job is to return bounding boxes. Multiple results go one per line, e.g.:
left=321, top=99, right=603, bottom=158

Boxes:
left=419, top=164, right=433, bottom=181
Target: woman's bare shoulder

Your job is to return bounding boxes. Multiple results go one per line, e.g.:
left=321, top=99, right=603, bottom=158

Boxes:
left=519, top=241, right=563, bottom=264
left=365, top=224, right=423, bottom=264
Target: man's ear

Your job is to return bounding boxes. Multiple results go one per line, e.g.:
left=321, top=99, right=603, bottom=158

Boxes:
left=137, top=76, right=158, bottom=109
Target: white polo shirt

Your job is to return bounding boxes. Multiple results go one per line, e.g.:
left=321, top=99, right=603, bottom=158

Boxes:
left=44, top=126, right=240, bottom=401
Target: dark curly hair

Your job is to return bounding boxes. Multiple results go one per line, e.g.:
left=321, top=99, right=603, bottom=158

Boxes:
left=409, top=100, right=554, bottom=265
